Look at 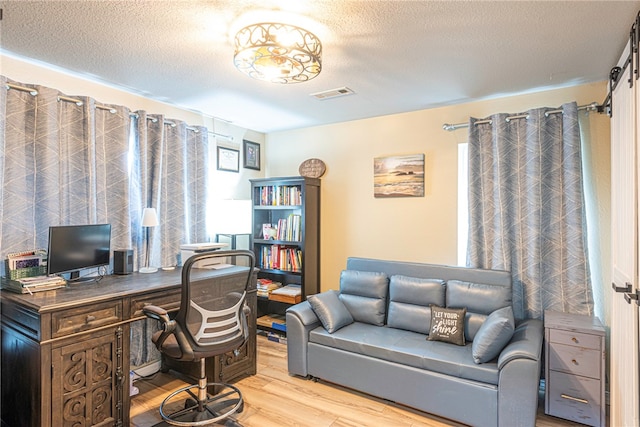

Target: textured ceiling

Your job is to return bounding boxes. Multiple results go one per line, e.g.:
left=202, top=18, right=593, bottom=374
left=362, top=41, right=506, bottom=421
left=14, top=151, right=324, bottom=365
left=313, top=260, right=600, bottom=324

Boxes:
left=1, top=1, right=638, bottom=133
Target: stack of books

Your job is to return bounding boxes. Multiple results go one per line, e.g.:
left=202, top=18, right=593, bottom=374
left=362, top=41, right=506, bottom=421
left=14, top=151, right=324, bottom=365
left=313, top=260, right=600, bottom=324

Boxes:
left=257, top=278, right=282, bottom=298
left=269, top=284, right=302, bottom=304
left=256, top=313, right=286, bottom=332
left=2, top=275, right=67, bottom=295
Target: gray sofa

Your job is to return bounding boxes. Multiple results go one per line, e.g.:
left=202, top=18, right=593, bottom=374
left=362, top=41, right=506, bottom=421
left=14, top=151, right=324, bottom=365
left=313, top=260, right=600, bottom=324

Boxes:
left=286, top=257, right=544, bottom=427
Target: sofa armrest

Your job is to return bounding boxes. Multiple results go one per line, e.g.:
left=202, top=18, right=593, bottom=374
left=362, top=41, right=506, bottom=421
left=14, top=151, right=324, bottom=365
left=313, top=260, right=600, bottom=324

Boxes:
left=497, top=318, right=543, bottom=427
left=497, top=318, right=543, bottom=369
left=286, top=301, right=321, bottom=377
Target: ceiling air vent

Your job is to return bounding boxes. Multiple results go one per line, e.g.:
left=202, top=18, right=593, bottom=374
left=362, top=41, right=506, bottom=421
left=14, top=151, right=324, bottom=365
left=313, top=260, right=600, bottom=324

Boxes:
left=310, top=87, right=355, bottom=100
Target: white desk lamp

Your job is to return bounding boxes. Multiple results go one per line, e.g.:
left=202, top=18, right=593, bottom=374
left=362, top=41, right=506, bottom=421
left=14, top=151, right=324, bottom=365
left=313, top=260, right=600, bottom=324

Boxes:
left=140, top=207, right=159, bottom=273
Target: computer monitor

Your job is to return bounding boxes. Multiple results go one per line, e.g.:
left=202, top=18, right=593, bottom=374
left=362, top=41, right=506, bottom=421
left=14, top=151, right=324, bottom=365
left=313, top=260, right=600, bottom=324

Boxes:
left=47, top=224, right=111, bottom=281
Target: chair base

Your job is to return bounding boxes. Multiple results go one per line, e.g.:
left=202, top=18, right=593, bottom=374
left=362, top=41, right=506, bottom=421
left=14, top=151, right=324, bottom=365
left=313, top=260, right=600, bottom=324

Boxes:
left=158, top=382, right=243, bottom=426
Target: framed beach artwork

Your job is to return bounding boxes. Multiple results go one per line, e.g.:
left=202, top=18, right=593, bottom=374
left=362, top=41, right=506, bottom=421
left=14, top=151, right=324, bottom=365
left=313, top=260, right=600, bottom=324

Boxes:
left=374, top=154, right=425, bottom=198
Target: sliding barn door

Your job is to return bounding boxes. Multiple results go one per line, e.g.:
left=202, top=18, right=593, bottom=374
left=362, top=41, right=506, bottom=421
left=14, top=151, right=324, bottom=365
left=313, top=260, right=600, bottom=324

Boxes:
left=610, top=42, right=640, bottom=426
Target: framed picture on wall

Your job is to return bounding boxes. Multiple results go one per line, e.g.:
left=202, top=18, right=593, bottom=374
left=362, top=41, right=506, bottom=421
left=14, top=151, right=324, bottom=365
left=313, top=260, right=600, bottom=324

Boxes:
left=374, top=153, right=425, bottom=198
left=243, top=140, right=260, bottom=170
left=217, top=146, right=240, bottom=172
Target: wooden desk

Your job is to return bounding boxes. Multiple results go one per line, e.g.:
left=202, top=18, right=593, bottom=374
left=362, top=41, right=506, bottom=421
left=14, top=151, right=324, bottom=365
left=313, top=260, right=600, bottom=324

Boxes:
left=0, top=267, right=257, bottom=427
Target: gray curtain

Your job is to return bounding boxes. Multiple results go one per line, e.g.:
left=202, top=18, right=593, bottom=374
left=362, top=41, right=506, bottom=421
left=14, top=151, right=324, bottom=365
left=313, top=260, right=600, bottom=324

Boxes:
left=467, top=102, right=593, bottom=320
left=1, top=76, right=210, bottom=367
left=130, top=113, right=209, bottom=366
left=134, top=112, right=209, bottom=269
left=0, top=76, right=132, bottom=271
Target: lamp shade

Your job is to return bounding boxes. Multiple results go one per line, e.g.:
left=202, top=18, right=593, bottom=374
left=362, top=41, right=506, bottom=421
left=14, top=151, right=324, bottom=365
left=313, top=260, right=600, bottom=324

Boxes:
left=141, top=207, right=159, bottom=227
left=211, top=200, right=252, bottom=234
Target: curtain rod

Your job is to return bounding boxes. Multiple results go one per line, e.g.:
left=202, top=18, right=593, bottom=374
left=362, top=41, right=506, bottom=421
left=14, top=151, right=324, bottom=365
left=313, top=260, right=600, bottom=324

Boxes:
left=6, top=85, right=117, bottom=113
left=8, top=84, right=225, bottom=137
left=209, top=131, right=234, bottom=141
left=442, top=102, right=602, bottom=131
left=57, top=94, right=119, bottom=114
left=6, top=83, right=38, bottom=96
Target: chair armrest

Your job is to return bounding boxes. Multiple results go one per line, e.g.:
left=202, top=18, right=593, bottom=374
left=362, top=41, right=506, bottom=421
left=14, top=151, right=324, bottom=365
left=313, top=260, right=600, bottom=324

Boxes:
left=286, top=301, right=321, bottom=377
left=242, top=303, right=251, bottom=340
left=497, top=318, right=543, bottom=427
left=142, top=304, right=170, bottom=324
left=142, top=304, right=176, bottom=349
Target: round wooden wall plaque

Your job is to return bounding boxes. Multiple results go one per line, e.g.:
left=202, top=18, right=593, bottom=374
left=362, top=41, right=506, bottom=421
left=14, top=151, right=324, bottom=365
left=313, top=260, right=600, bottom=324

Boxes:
left=299, top=158, right=326, bottom=178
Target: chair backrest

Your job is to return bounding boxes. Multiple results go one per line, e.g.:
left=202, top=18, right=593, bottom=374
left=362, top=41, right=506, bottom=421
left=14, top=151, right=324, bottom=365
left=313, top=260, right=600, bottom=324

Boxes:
left=174, top=250, right=256, bottom=356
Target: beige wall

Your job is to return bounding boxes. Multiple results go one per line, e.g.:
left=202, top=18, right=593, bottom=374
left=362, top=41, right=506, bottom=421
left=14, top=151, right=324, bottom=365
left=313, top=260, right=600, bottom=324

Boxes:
left=266, top=82, right=611, bottom=326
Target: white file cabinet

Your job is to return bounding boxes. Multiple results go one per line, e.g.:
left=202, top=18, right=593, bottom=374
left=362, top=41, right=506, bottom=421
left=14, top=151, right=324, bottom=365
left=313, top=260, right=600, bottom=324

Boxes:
left=544, top=310, right=605, bottom=427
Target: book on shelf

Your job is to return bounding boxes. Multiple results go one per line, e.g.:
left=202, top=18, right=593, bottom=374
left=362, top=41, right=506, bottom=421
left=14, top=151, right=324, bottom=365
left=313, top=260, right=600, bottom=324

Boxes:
left=256, top=278, right=282, bottom=298
left=259, top=245, right=303, bottom=272
left=258, top=185, right=302, bottom=206
left=257, top=329, right=287, bottom=344
left=267, top=332, right=287, bottom=343
left=276, top=214, right=301, bottom=241
left=261, top=215, right=302, bottom=242
left=256, top=314, right=286, bottom=332
left=269, top=284, right=302, bottom=304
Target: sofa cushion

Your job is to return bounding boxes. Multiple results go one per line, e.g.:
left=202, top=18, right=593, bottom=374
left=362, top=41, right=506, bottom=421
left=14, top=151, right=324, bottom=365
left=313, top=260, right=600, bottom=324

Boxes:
left=308, top=290, right=354, bottom=333
left=309, top=322, right=500, bottom=385
left=472, top=306, right=515, bottom=363
left=427, top=306, right=466, bottom=345
left=339, top=270, right=389, bottom=326
left=446, top=279, right=512, bottom=342
left=387, top=275, right=445, bottom=334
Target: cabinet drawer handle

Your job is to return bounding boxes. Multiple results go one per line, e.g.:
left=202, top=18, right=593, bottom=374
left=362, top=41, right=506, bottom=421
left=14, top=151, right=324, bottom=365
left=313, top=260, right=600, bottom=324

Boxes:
left=571, top=359, right=579, bottom=365
left=561, top=394, right=588, bottom=404
left=85, top=315, right=96, bottom=323
left=571, top=337, right=579, bottom=344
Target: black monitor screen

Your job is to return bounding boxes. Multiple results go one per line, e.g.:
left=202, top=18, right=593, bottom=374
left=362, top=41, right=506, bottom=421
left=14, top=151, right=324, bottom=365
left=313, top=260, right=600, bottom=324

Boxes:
left=47, top=224, right=111, bottom=278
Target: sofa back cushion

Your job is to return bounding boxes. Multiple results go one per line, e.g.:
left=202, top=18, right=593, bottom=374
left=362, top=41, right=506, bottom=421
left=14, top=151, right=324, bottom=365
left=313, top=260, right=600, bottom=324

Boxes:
left=387, top=275, right=445, bottom=334
left=446, top=279, right=512, bottom=342
left=339, top=270, right=389, bottom=326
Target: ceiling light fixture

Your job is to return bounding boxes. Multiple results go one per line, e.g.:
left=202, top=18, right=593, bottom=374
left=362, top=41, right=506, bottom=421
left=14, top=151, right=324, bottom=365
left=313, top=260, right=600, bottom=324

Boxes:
left=233, top=22, right=322, bottom=84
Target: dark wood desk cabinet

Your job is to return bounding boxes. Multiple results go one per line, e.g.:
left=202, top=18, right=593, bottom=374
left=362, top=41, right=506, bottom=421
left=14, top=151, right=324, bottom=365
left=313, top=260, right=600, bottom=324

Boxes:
left=0, top=267, right=257, bottom=427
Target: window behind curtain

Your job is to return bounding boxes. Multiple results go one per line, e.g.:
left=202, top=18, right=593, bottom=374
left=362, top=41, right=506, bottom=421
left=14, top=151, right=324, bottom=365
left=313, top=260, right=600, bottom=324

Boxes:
left=457, top=143, right=468, bottom=266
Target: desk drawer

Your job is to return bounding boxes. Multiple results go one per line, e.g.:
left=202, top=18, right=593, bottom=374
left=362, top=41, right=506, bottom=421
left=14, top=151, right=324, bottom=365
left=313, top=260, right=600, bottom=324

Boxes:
left=549, top=342, right=600, bottom=379
left=549, top=329, right=601, bottom=350
left=130, top=289, right=181, bottom=319
left=52, top=301, right=122, bottom=338
left=548, top=370, right=601, bottom=427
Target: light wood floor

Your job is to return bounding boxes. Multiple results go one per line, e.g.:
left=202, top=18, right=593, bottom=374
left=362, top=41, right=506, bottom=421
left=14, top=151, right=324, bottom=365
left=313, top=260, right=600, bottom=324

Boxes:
left=130, top=335, right=592, bottom=427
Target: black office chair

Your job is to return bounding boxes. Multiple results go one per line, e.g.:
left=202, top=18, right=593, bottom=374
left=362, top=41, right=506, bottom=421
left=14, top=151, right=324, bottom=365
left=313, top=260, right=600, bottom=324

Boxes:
left=143, top=250, right=256, bottom=426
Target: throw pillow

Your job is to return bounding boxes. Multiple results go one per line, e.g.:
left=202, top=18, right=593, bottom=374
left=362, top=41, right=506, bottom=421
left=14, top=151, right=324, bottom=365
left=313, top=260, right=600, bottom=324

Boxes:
left=427, top=305, right=466, bottom=346
left=307, top=290, right=354, bottom=333
left=472, top=306, right=515, bottom=364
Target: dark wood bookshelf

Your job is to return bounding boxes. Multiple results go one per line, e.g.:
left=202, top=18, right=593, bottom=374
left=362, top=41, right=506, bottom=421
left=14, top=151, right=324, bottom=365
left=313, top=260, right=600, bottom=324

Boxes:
left=250, top=176, right=320, bottom=335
